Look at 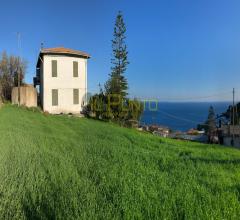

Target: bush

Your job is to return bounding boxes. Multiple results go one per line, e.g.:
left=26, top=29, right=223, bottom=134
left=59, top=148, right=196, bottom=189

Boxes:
left=26, top=106, right=42, bottom=113
left=81, top=104, right=92, bottom=118
left=43, top=111, right=49, bottom=116
left=83, top=94, right=143, bottom=127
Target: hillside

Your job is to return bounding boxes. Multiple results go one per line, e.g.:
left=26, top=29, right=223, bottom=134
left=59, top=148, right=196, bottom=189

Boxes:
left=0, top=105, right=240, bottom=219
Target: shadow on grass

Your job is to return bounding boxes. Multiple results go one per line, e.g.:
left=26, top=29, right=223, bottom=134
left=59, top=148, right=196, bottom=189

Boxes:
left=178, top=151, right=240, bottom=165
left=189, top=157, right=240, bottom=165
left=233, top=185, right=240, bottom=202
left=22, top=192, right=56, bottom=220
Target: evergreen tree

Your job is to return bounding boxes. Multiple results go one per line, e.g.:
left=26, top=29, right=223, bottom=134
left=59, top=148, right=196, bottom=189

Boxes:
left=84, top=12, right=143, bottom=126
left=105, top=11, right=129, bottom=98
left=206, top=106, right=216, bottom=134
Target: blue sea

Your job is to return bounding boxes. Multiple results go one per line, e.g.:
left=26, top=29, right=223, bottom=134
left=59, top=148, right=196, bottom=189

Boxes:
left=141, top=102, right=230, bottom=131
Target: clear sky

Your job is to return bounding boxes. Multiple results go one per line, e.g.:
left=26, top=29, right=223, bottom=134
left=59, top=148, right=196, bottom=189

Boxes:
left=0, top=0, right=240, bottom=101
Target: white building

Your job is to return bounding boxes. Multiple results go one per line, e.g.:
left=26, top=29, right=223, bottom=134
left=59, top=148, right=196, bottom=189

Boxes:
left=34, top=47, right=90, bottom=114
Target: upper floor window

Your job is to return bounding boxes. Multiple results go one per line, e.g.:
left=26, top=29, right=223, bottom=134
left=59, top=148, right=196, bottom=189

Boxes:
left=52, top=60, right=57, bottom=77
left=73, top=61, right=78, bottom=77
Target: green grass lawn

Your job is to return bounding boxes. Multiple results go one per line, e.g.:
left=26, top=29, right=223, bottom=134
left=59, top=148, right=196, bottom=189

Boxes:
left=0, top=105, right=240, bottom=219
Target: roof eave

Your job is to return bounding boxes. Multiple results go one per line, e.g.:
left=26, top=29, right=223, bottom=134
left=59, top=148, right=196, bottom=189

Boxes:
left=36, top=52, right=90, bottom=68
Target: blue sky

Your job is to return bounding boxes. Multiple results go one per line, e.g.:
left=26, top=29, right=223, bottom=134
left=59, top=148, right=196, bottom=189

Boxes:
left=0, top=0, right=240, bottom=101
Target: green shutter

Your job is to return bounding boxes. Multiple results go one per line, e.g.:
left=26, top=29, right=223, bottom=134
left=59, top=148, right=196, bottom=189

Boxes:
left=52, top=60, right=57, bottom=77
left=52, top=89, right=58, bottom=106
left=73, top=61, right=78, bottom=77
left=73, top=89, right=79, bottom=104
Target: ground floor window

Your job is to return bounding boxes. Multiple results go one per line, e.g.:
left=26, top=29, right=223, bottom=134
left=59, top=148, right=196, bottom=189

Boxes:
left=73, top=89, right=79, bottom=104
left=52, top=89, right=58, bottom=106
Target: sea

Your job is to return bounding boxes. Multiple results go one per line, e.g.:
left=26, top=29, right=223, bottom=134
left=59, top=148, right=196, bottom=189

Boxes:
left=140, top=102, right=231, bottom=132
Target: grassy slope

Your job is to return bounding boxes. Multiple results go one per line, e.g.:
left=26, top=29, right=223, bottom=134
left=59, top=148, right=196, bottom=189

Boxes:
left=0, top=105, right=240, bottom=219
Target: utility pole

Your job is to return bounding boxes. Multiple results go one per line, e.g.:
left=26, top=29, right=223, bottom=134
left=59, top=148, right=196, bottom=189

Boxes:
left=17, top=32, right=21, bottom=106
left=232, top=88, right=235, bottom=146
left=237, top=103, right=238, bottom=125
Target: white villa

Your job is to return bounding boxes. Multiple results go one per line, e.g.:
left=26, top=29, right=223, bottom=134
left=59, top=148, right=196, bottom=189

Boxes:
left=34, top=47, right=90, bottom=114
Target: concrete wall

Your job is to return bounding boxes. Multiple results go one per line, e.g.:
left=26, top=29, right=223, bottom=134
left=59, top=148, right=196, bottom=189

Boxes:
left=223, top=136, right=240, bottom=148
left=220, top=125, right=240, bottom=136
left=12, top=85, right=37, bottom=107
left=41, top=55, right=87, bottom=114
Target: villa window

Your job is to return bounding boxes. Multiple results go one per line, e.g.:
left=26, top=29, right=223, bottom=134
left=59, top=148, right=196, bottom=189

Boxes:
left=52, top=89, right=58, bottom=106
left=52, top=60, right=57, bottom=77
left=73, top=89, right=79, bottom=104
left=73, top=61, right=78, bottom=77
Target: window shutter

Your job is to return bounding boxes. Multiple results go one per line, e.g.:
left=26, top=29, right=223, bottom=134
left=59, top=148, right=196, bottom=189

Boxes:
left=73, top=61, right=78, bottom=77
left=52, top=60, right=57, bottom=77
left=52, top=89, right=58, bottom=106
left=73, top=89, right=79, bottom=104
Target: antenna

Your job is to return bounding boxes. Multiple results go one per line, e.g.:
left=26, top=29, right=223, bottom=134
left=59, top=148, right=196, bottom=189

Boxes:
left=17, top=32, right=21, bottom=106
left=232, top=88, right=235, bottom=146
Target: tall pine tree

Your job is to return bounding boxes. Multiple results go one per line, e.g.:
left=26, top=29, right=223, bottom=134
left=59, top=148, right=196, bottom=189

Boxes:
left=206, top=106, right=216, bottom=134
left=105, top=11, right=129, bottom=98
left=85, top=12, right=143, bottom=124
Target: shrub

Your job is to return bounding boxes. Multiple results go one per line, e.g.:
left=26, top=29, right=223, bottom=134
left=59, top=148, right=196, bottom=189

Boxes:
left=43, top=111, right=49, bottom=116
left=26, top=106, right=42, bottom=113
left=83, top=94, right=143, bottom=127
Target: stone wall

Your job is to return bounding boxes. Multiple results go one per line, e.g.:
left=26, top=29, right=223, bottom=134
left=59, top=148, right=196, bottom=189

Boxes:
left=11, top=85, right=37, bottom=107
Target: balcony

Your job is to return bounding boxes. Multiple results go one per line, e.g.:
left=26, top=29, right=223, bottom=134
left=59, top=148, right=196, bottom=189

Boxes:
left=33, top=76, right=40, bottom=87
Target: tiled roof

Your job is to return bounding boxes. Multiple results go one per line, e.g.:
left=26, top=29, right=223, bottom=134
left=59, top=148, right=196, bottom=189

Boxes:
left=40, top=47, right=90, bottom=58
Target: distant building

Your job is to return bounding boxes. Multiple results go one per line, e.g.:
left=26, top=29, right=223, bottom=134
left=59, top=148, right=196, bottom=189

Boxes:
left=218, top=125, right=240, bottom=148
left=187, top=128, right=205, bottom=135
left=34, top=47, right=90, bottom=114
left=147, top=125, right=170, bottom=137
left=153, top=130, right=169, bottom=138
left=170, top=129, right=208, bottom=143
